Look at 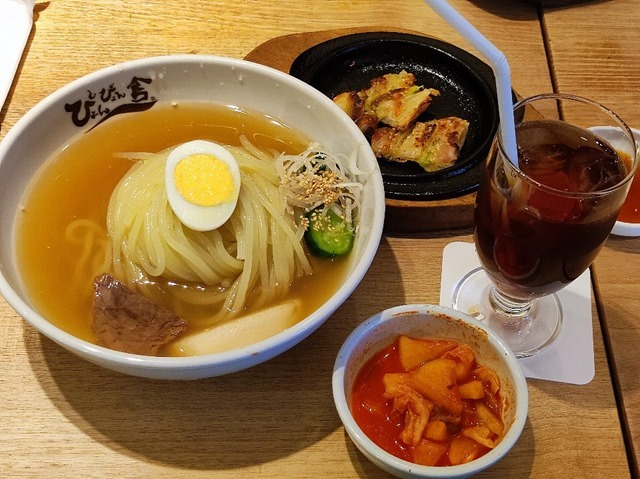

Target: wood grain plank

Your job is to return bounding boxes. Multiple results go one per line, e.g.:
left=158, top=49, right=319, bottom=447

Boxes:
left=543, top=0, right=640, bottom=474
left=0, top=0, right=631, bottom=477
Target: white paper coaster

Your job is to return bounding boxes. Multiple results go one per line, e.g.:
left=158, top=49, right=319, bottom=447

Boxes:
left=440, top=242, right=595, bottom=385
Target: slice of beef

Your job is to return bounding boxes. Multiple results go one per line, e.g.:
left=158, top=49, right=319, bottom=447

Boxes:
left=91, top=273, right=188, bottom=356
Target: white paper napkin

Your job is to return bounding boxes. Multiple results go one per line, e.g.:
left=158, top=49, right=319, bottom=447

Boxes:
left=440, top=241, right=595, bottom=385
left=0, top=0, right=34, bottom=111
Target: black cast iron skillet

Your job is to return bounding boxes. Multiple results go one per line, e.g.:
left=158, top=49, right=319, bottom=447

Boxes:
left=290, top=31, right=505, bottom=201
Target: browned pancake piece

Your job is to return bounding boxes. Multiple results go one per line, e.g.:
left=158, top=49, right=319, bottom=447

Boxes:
left=371, top=117, right=470, bottom=172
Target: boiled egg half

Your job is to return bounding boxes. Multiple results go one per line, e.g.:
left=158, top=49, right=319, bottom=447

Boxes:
left=165, top=140, right=241, bottom=231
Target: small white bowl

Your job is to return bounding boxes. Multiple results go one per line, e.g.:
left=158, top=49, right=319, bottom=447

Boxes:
left=0, top=55, right=385, bottom=379
left=333, top=304, right=528, bottom=479
left=589, top=126, right=640, bottom=237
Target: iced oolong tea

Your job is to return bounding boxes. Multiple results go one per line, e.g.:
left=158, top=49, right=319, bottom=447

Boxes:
left=474, top=119, right=629, bottom=300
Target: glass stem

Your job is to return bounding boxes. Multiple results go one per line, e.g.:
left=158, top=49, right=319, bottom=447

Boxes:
left=488, top=287, right=534, bottom=323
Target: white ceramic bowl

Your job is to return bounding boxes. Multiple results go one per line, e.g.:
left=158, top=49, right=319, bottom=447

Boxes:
left=0, top=55, right=385, bottom=379
left=589, top=126, right=640, bottom=237
left=333, top=304, right=528, bottom=479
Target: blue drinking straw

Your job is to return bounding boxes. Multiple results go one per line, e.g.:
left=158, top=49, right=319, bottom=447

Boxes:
left=423, top=0, right=519, bottom=167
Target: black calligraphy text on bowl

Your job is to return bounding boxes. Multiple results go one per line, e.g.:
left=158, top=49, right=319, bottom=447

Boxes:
left=290, top=32, right=504, bottom=201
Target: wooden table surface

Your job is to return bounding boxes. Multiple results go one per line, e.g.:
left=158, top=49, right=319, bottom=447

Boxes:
left=0, top=0, right=638, bottom=478
left=542, top=1, right=640, bottom=475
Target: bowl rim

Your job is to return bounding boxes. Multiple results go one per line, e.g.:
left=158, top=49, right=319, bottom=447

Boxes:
left=332, top=303, right=528, bottom=476
left=0, top=54, right=386, bottom=372
left=611, top=220, right=640, bottom=236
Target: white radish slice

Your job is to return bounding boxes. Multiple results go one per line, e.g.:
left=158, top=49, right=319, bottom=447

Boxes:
left=168, top=300, right=301, bottom=356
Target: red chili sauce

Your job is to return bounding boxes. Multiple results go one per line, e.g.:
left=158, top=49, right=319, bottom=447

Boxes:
left=618, top=153, right=640, bottom=223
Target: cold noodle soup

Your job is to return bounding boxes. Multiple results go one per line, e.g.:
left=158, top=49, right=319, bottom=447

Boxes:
left=17, top=102, right=356, bottom=356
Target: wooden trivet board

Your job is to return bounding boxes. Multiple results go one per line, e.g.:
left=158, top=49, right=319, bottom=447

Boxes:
left=244, top=27, right=477, bottom=234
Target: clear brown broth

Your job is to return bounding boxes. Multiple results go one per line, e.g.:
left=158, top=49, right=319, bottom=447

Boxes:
left=17, top=102, right=351, bottom=353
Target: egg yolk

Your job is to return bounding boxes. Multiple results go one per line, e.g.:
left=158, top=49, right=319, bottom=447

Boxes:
left=174, top=153, right=235, bottom=206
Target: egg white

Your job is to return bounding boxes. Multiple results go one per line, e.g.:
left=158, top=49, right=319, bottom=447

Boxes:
left=165, top=140, right=241, bottom=231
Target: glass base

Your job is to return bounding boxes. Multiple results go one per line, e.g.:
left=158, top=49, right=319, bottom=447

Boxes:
left=452, top=268, right=562, bottom=358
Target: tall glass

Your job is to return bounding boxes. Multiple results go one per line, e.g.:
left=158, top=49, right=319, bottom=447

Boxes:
left=453, top=93, right=638, bottom=358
